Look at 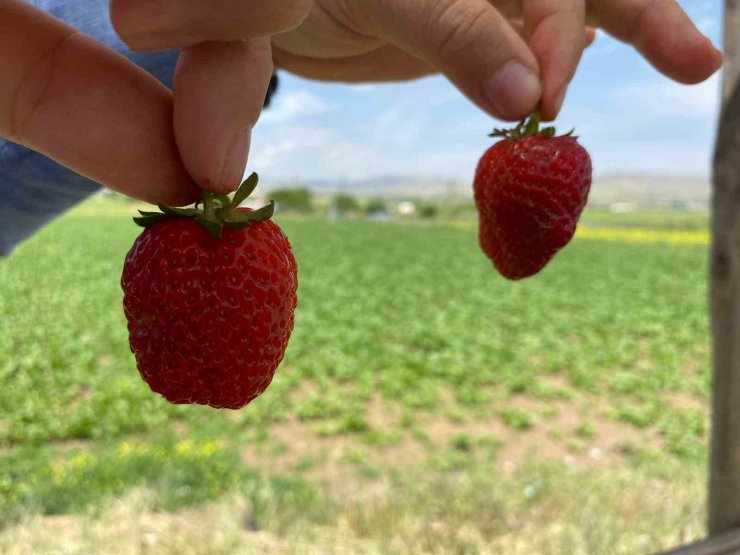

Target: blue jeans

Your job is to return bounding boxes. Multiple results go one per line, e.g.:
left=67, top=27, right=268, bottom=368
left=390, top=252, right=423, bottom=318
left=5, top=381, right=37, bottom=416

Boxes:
left=0, top=1, right=180, bottom=255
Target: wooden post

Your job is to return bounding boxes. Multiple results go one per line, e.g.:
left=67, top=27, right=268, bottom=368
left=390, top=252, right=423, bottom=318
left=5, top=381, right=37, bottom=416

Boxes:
left=662, top=528, right=740, bottom=555
left=709, top=0, right=740, bottom=535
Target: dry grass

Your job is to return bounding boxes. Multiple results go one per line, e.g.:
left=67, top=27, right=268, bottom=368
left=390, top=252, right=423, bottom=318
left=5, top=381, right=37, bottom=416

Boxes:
left=0, top=460, right=706, bottom=555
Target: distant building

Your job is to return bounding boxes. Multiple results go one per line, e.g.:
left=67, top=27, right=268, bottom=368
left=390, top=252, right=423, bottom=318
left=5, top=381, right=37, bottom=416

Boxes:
left=328, top=204, right=339, bottom=222
left=610, top=202, right=636, bottom=213
left=397, top=201, right=416, bottom=215
left=367, top=209, right=390, bottom=223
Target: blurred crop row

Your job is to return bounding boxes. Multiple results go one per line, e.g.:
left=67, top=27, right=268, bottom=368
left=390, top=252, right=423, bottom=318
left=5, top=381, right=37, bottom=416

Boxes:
left=0, top=201, right=712, bottom=551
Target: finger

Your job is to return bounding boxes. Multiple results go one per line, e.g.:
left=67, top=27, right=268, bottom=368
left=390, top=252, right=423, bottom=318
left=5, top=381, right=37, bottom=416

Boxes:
left=174, top=39, right=273, bottom=194
left=523, top=0, right=586, bottom=120
left=364, top=0, right=542, bottom=121
left=508, top=19, right=596, bottom=49
left=589, top=0, right=722, bottom=84
left=0, top=0, right=199, bottom=205
left=487, top=0, right=521, bottom=19
left=585, top=26, right=596, bottom=47
left=272, top=44, right=435, bottom=82
left=111, top=0, right=313, bottom=51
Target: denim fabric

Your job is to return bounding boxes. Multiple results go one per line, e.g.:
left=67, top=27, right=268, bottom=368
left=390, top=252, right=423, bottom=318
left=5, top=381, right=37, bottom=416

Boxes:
left=0, top=0, right=179, bottom=255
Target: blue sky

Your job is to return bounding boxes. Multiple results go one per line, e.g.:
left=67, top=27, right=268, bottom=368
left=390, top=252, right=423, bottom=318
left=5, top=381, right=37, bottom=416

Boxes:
left=251, top=0, right=722, bottom=183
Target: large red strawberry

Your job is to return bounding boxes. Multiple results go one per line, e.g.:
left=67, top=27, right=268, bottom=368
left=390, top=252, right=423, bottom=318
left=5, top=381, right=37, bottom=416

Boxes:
left=474, top=112, right=592, bottom=280
left=121, top=174, right=298, bottom=409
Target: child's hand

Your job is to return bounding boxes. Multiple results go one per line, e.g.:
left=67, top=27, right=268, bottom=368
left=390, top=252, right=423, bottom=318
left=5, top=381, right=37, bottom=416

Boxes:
left=0, top=0, right=722, bottom=206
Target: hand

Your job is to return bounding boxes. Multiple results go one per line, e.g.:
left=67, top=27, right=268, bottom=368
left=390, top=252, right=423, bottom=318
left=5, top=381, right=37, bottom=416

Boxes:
left=0, top=0, right=721, bottom=206
left=111, top=0, right=721, bottom=167
left=0, top=0, right=297, bottom=205
left=270, top=0, right=721, bottom=120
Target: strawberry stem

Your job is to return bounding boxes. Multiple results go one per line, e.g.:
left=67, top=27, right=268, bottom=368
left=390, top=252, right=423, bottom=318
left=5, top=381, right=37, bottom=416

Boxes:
left=133, top=172, right=275, bottom=239
left=488, top=110, right=573, bottom=141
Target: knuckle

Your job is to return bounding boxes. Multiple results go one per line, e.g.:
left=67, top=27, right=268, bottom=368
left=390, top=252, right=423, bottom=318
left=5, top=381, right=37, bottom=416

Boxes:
left=618, top=0, right=660, bottom=44
left=8, top=32, right=80, bottom=142
left=430, top=0, right=491, bottom=59
left=232, top=0, right=314, bottom=36
left=282, top=0, right=315, bottom=27
left=526, top=0, right=583, bottom=23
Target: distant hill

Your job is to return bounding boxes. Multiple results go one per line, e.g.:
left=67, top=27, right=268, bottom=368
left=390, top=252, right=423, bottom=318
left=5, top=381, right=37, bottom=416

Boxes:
left=587, top=174, right=709, bottom=210
left=264, top=175, right=466, bottom=201
left=263, top=173, right=711, bottom=209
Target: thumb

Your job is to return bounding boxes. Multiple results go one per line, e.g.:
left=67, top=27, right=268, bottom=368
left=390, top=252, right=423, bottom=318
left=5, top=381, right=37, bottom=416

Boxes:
left=363, top=0, right=542, bottom=120
left=173, top=38, right=273, bottom=194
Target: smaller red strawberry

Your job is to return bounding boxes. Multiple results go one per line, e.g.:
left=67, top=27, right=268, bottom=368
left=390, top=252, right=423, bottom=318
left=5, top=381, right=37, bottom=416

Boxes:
left=474, top=112, right=592, bottom=280
left=121, top=174, right=298, bottom=409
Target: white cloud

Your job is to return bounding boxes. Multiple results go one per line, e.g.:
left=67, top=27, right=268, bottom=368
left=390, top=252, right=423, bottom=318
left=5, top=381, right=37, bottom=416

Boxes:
left=588, top=140, right=712, bottom=176
left=250, top=124, right=383, bottom=180
left=252, top=79, right=473, bottom=180
left=369, top=108, right=426, bottom=148
left=564, top=74, right=720, bottom=141
left=559, top=75, right=721, bottom=178
left=588, top=32, right=621, bottom=57
left=610, top=74, right=720, bottom=120
left=250, top=126, right=334, bottom=167
left=680, top=0, right=716, bottom=19
left=249, top=64, right=723, bottom=182
left=259, top=90, right=331, bottom=124
left=694, top=16, right=719, bottom=37
left=350, top=84, right=379, bottom=93
left=249, top=118, right=478, bottom=181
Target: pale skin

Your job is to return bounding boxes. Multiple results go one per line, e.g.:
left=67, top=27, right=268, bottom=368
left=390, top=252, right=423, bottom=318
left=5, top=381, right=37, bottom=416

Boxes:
left=0, top=0, right=723, bottom=206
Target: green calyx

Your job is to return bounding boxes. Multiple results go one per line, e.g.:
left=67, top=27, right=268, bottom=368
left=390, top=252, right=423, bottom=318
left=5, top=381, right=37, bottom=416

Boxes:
left=133, top=172, right=274, bottom=239
left=488, top=110, right=575, bottom=141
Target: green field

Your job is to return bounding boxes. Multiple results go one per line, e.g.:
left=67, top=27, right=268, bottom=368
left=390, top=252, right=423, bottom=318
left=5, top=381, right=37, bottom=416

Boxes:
left=0, top=200, right=711, bottom=553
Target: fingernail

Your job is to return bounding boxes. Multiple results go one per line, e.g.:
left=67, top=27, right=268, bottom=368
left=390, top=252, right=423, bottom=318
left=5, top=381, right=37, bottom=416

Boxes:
left=124, top=30, right=202, bottom=51
left=484, top=61, right=541, bottom=120
left=219, top=128, right=252, bottom=193
left=714, top=47, right=724, bottom=69
left=113, top=3, right=164, bottom=47
left=114, top=7, right=200, bottom=51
